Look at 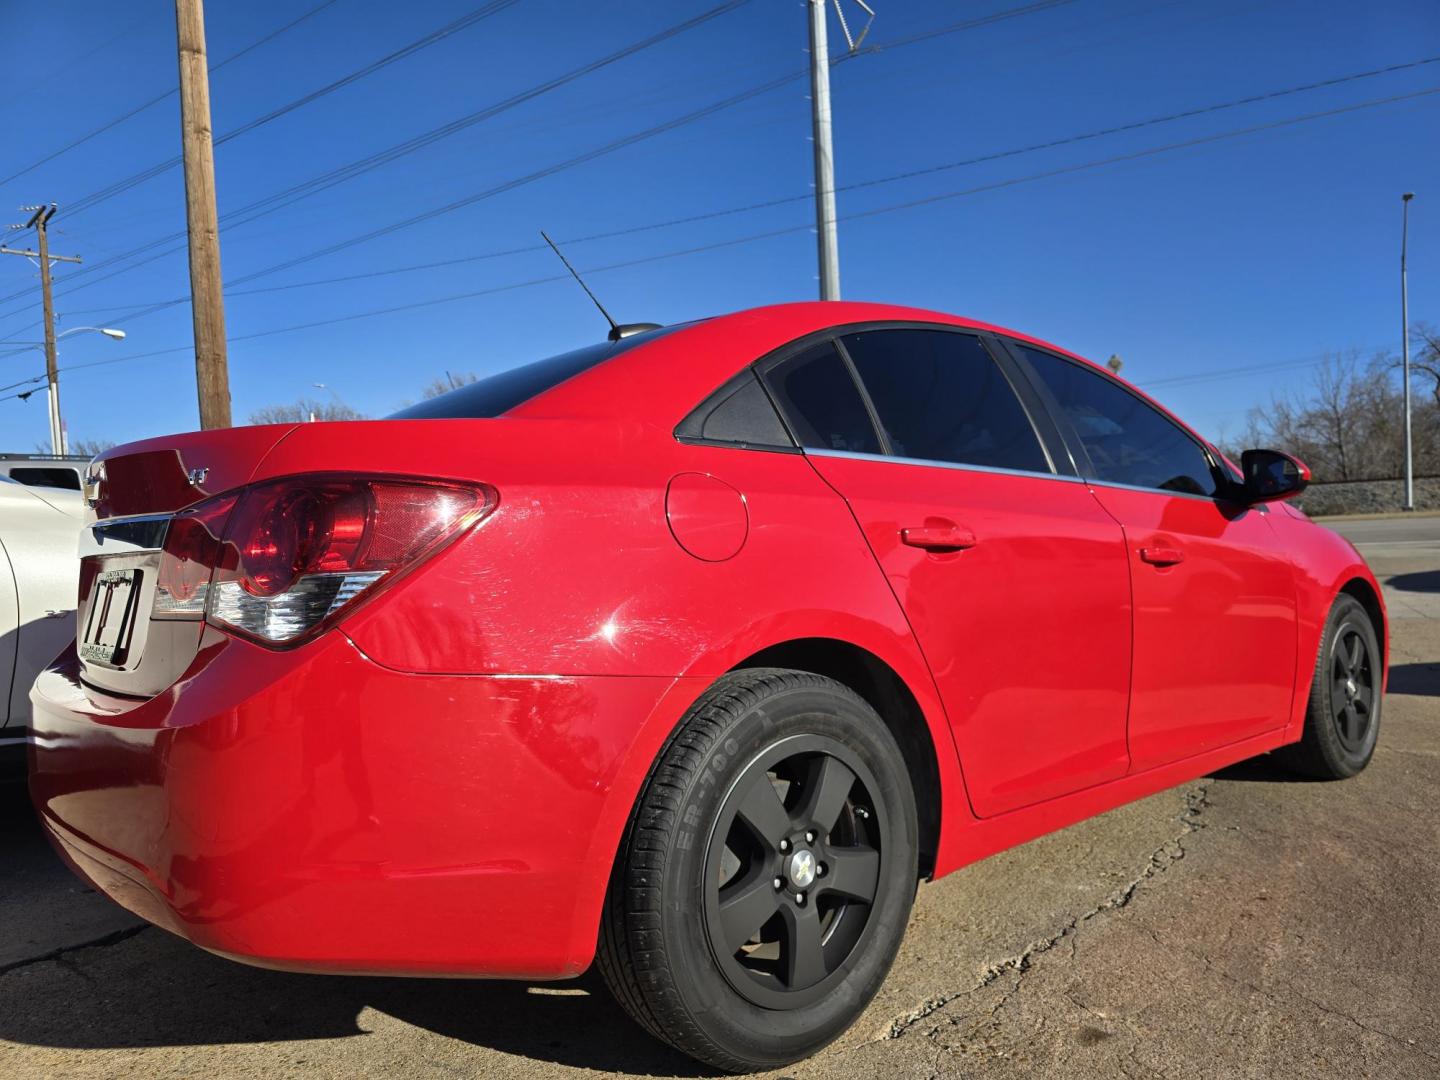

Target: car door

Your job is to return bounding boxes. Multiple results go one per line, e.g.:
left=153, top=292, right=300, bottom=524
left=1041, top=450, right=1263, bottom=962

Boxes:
left=1007, top=342, right=1298, bottom=771
left=760, top=328, right=1133, bottom=818
left=0, top=482, right=84, bottom=732
left=0, top=502, right=17, bottom=730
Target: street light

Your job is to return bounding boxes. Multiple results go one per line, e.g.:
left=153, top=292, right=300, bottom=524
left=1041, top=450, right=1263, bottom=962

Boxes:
left=2, top=326, right=127, bottom=454
left=0, top=326, right=127, bottom=346
left=1402, top=193, right=1415, bottom=513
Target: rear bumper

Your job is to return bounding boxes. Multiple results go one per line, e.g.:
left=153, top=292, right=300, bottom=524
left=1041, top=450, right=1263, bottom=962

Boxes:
left=29, top=631, right=681, bottom=978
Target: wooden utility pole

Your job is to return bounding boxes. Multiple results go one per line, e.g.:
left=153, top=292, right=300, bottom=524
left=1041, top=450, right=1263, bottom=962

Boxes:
left=174, top=0, right=231, bottom=428
left=1, top=204, right=83, bottom=453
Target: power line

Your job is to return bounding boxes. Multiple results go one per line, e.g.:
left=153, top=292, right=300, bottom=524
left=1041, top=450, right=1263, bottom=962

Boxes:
left=225, top=73, right=798, bottom=289
left=0, top=0, right=758, bottom=316
left=62, top=0, right=523, bottom=219
left=0, top=0, right=1067, bottom=319
left=42, top=61, right=1440, bottom=331
left=840, top=0, right=1076, bottom=60
left=0, top=0, right=345, bottom=191
left=6, top=81, right=1434, bottom=401
left=1138, top=349, right=1387, bottom=390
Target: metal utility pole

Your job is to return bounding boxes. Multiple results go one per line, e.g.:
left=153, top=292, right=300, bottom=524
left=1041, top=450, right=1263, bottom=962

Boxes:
left=808, top=0, right=840, bottom=301
left=175, top=0, right=231, bottom=428
left=1, top=204, right=82, bottom=454
left=807, top=1, right=874, bottom=302
left=1400, top=192, right=1416, bottom=511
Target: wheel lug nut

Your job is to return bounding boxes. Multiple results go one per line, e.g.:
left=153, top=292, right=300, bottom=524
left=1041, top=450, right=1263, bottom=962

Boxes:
left=773, top=877, right=784, bottom=890
left=779, top=839, right=790, bottom=853
left=795, top=892, right=805, bottom=905
left=805, top=831, right=815, bottom=844
left=817, top=862, right=827, bottom=877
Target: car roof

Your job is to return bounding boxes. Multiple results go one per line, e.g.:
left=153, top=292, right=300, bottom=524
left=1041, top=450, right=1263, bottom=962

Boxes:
left=508, top=301, right=1081, bottom=421
left=508, top=300, right=1215, bottom=449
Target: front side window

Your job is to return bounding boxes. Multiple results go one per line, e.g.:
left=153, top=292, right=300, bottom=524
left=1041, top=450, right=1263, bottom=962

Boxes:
left=841, top=330, right=1050, bottom=473
left=763, top=342, right=881, bottom=454
left=1016, top=345, right=1221, bottom=497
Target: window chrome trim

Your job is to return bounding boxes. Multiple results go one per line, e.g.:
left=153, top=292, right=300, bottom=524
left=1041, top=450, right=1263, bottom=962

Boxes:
left=1084, top=476, right=1264, bottom=510
left=79, top=513, right=171, bottom=558
left=804, top=447, right=1088, bottom=484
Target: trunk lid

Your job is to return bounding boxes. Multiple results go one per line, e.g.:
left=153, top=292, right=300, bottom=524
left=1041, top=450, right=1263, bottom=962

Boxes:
left=77, top=424, right=298, bottom=697
left=87, top=424, right=298, bottom=519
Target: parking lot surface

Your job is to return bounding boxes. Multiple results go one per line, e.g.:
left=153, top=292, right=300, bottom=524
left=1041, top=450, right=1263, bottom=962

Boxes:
left=2, top=517, right=1436, bottom=1079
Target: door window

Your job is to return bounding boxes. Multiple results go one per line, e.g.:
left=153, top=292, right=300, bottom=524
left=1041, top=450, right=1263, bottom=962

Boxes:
left=763, top=342, right=882, bottom=454
left=1016, top=345, right=1221, bottom=497
left=841, top=330, right=1050, bottom=473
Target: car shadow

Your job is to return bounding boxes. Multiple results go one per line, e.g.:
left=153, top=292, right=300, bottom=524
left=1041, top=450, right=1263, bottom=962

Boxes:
left=1386, top=570, right=1440, bottom=594
left=0, top=787, right=714, bottom=1076
left=1387, top=662, right=1440, bottom=698
left=1207, top=756, right=1321, bottom=784
left=1210, top=669, right=1435, bottom=784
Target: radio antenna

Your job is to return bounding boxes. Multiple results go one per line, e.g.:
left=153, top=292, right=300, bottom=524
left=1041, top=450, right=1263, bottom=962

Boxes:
left=540, top=231, right=659, bottom=342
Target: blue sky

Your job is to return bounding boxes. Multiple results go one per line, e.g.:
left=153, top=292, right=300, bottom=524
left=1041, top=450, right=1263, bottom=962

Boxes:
left=0, top=0, right=1436, bottom=452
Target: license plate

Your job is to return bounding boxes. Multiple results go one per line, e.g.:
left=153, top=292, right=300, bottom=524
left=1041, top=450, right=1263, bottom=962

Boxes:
left=80, top=569, right=142, bottom=666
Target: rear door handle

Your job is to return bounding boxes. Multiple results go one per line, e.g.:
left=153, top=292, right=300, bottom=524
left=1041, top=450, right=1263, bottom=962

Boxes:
left=1139, top=546, right=1185, bottom=566
left=901, top=521, right=977, bottom=552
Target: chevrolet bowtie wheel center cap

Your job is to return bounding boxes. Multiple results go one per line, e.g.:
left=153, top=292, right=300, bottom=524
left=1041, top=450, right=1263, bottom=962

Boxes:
left=787, top=848, right=817, bottom=890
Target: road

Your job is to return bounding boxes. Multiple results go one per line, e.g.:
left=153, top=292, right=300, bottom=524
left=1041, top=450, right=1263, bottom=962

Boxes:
left=2, top=518, right=1436, bottom=1079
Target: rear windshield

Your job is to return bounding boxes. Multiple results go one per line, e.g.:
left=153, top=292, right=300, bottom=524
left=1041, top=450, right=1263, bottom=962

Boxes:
left=388, top=326, right=678, bottom=420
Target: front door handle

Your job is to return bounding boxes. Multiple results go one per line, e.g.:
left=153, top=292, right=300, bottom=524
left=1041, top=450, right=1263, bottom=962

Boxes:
left=901, top=521, right=977, bottom=553
left=1139, top=546, right=1185, bottom=566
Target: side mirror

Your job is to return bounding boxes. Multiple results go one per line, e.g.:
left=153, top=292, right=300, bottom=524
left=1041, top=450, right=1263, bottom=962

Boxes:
left=1237, top=448, right=1311, bottom=503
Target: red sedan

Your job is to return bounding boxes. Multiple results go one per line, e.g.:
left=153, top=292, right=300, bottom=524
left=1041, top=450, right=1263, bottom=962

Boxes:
left=30, top=302, right=1385, bottom=1071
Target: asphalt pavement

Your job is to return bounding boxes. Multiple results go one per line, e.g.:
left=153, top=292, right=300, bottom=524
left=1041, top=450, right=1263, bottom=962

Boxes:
left=1, top=516, right=1436, bottom=1079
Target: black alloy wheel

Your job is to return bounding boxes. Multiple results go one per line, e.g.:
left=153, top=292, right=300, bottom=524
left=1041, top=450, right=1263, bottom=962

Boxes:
left=704, top=735, right=884, bottom=1009
left=1279, top=593, right=1383, bottom=779
left=598, top=668, right=918, bottom=1072
left=1329, top=623, right=1376, bottom=754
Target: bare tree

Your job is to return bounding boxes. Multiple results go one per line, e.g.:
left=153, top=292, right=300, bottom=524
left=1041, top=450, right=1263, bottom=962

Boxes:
left=69, top=438, right=116, bottom=457
left=32, top=437, right=115, bottom=456
left=422, top=371, right=478, bottom=399
left=1247, top=345, right=1439, bottom=481
left=1410, top=321, right=1440, bottom=408
left=248, top=399, right=365, bottom=425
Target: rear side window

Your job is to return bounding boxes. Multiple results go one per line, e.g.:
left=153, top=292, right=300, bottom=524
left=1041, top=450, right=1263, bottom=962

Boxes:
left=388, top=327, right=678, bottom=419
left=841, top=330, right=1050, bottom=473
left=1016, top=345, right=1221, bottom=497
left=676, top=372, right=795, bottom=448
left=762, top=342, right=881, bottom=455
left=8, top=467, right=81, bottom=490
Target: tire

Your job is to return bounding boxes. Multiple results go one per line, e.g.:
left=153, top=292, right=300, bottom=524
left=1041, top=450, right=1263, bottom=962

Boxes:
left=597, top=668, right=918, bottom=1073
left=1277, top=594, right=1382, bottom=779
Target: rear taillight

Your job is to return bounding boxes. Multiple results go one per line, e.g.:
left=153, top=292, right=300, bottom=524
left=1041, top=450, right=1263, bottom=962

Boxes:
left=154, top=493, right=238, bottom=617
left=155, top=475, right=494, bottom=646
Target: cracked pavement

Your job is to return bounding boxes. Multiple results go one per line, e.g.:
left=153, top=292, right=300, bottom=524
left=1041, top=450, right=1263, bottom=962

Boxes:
left=1, top=521, right=1436, bottom=1078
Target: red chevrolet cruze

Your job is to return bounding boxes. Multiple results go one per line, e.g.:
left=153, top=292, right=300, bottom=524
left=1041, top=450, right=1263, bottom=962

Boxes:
left=31, top=302, right=1385, bottom=1071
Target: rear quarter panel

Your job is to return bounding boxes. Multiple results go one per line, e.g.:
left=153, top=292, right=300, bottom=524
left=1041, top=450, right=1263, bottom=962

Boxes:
left=255, top=419, right=930, bottom=684
left=250, top=416, right=973, bottom=952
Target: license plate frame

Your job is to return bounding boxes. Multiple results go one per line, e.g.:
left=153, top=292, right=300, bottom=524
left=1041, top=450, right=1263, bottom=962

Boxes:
left=80, top=568, right=142, bottom=667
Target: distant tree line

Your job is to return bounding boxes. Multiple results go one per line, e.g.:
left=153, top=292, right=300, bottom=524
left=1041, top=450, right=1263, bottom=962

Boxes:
left=248, top=398, right=366, bottom=424
left=247, top=371, right=479, bottom=425
left=32, top=437, right=116, bottom=456
left=1234, top=323, right=1440, bottom=482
